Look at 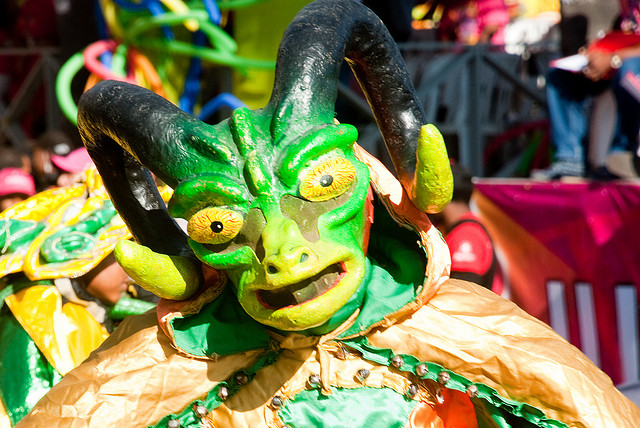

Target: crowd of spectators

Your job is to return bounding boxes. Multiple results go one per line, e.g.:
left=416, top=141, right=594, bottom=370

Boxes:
left=412, top=0, right=560, bottom=49
left=0, top=130, right=93, bottom=211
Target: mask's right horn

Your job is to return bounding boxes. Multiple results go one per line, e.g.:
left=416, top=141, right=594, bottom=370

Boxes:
left=266, top=0, right=453, bottom=212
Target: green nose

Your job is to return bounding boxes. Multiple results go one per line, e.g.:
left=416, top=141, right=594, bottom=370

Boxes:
left=261, top=217, right=318, bottom=281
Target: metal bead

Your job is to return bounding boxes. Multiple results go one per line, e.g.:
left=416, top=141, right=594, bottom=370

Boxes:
left=437, top=371, right=450, bottom=385
left=234, top=371, right=249, bottom=386
left=167, top=419, right=181, bottom=428
left=308, top=373, right=321, bottom=388
left=467, top=384, right=478, bottom=398
left=217, top=385, right=229, bottom=401
left=271, top=395, right=284, bottom=408
left=390, top=355, right=404, bottom=368
left=336, top=345, right=349, bottom=360
left=194, top=404, right=208, bottom=418
left=356, top=368, right=370, bottom=382
left=415, top=363, right=428, bottom=377
left=406, top=383, right=419, bottom=398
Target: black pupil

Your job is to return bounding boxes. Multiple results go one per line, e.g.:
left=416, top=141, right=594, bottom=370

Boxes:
left=210, top=221, right=224, bottom=233
left=319, top=174, right=333, bottom=187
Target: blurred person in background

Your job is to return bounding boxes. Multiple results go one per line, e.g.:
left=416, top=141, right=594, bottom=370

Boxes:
left=30, top=129, right=77, bottom=190
left=477, top=0, right=511, bottom=44
left=435, top=0, right=512, bottom=44
left=431, top=162, right=498, bottom=290
left=0, top=168, right=35, bottom=211
left=533, top=1, right=640, bottom=179
left=0, top=146, right=31, bottom=173
left=50, top=146, right=94, bottom=187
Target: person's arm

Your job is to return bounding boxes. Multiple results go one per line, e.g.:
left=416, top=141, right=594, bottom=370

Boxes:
left=584, top=43, right=640, bottom=81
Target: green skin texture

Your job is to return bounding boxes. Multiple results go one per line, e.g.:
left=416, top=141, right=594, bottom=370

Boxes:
left=189, top=156, right=370, bottom=331
left=115, top=105, right=450, bottom=332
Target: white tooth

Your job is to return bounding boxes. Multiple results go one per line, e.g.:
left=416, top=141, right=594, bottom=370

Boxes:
left=292, top=272, right=341, bottom=304
left=293, top=282, right=321, bottom=304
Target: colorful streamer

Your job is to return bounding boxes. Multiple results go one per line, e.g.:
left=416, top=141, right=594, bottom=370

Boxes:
left=56, top=0, right=270, bottom=124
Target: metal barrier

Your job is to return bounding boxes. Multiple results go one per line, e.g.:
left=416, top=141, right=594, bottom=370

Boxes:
left=339, top=42, right=558, bottom=177
left=0, top=47, right=62, bottom=152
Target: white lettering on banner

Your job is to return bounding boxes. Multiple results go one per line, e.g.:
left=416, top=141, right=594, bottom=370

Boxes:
left=546, top=281, right=639, bottom=385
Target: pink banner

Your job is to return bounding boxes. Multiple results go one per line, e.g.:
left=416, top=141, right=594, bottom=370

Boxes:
left=473, top=180, right=640, bottom=385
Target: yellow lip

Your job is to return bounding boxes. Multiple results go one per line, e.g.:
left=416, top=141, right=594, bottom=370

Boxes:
left=256, top=262, right=346, bottom=309
left=239, top=257, right=365, bottom=330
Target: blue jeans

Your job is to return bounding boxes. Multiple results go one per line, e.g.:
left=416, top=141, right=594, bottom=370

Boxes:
left=546, top=57, right=640, bottom=164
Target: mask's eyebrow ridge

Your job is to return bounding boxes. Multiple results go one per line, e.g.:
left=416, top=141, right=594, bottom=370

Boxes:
left=229, top=107, right=258, bottom=158
left=278, top=124, right=358, bottom=187
left=168, top=173, right=249, bottom=219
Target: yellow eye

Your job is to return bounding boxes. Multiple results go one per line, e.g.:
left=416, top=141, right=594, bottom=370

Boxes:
left=299, top=157, right=356, bottom=202
left=187, top=207, right=243, bottom=244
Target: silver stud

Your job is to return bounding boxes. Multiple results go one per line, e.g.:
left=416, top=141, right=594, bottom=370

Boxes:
left=271, top=395, right=284, bottom=408
left=406, top=383, right=419, bottom=398
left=466, top=384, right=478, bottom=397
left=336, top=345, right=349, bottom=360
left=168, top=419, right=181, bottom=428
left=194, top=404, right=208, bottom=418
left=437, top=371, right=450, bottom=385
left=308, top=374, right=321, bottom=388
left=390, top=355, right=404, bottom=368
left=415, top=363, right=428, bottom=377
left=217, top=385, right=229, bottom=401
left=234, top=371, right=249, bottom=386
left=356, top=368, right=370, bottom=382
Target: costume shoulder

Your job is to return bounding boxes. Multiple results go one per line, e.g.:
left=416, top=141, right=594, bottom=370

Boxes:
left=16, top=311, right=262, bottom=427
left=367, top=279, right=640, bottom=427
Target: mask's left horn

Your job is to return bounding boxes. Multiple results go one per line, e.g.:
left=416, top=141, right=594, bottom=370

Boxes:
left=78, top=80, right=203, bottom=299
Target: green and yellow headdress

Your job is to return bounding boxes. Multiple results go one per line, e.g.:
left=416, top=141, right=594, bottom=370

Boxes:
left=0, top=169, right=169, bottom=280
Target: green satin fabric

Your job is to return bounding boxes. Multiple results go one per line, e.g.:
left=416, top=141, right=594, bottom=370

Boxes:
left=39, top=203, right=117, bottom=263
left=108, top=294, right=156, bottom=320
left=0, top=307, right=62, bottom=426
left=279, top=386, right=417, bottom=428
left=170, top=284, right=272, bottom=357
left=0, top=219, right=45, bottom=254
left=150, top=349, right=282, bottom=428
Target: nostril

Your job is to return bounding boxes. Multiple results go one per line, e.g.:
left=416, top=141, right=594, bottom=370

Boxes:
left=268, top=265, right=279, bottom=274
left=299, top=252, right=309, bottom=263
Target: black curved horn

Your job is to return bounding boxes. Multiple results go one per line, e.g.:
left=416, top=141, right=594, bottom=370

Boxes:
left=268, top=0, right=424, bottom=188
left=77, top=81, right=210, bottom=257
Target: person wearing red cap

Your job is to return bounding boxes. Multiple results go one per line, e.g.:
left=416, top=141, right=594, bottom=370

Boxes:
left=0, top=168, right=35, bottom=211
left=50, top=147, right=94, bottom=187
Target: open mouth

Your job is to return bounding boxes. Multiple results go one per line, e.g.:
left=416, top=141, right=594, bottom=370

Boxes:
left=257, top=263, right=345, bottom=309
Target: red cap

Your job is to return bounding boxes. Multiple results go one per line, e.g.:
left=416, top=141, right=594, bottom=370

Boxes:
left=0, top=168, right=36, bottom=197
left=50, top=147, right=94, bottom=173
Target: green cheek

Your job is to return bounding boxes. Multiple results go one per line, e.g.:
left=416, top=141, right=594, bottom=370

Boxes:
left=318, top=161, right=370, bottom=247
left=189, top=241, right=259, bottom=271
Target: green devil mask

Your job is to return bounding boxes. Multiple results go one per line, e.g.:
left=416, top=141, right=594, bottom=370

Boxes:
left=77, top=0, right=452, bottom=331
